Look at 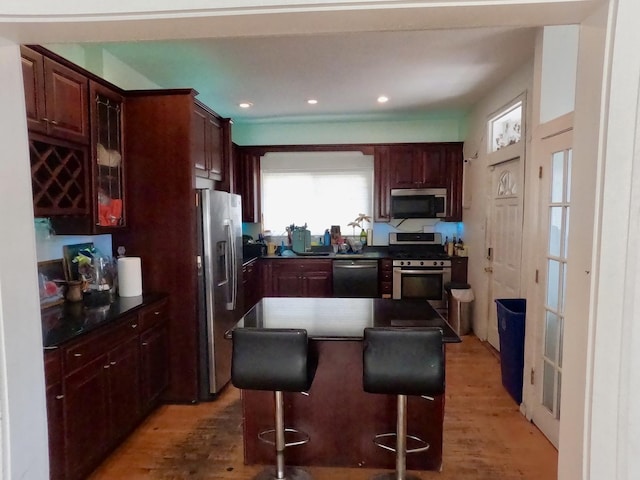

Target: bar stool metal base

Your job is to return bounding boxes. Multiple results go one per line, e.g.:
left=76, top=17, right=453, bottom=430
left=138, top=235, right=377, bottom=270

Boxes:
left=254, top=466, right=314, bottom=480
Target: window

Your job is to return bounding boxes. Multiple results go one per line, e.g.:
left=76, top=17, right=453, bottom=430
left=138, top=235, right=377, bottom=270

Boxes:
left=261, top=152, right=373, bottom=237
left=488, top=100, right=523, bottom=153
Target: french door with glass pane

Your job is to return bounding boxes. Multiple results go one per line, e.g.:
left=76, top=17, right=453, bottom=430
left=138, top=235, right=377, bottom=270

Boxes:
left=532, top=129, right=572, bottom=447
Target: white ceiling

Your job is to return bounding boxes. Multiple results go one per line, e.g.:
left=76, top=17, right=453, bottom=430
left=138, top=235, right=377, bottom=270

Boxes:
left=90, top=27, right=536, bottom=123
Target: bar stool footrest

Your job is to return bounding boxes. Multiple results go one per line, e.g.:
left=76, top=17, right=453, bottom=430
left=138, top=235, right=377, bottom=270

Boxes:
left=258, top=428, right=310, bottom=448
left=371, top=473, right=422, bottom=480
left=254, top=466, right=314, bottom=480
left=373, top=432, right=430, bottom=454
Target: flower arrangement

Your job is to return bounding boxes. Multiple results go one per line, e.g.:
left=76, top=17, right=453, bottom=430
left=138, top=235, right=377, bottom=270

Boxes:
left=348, top=213, right=371, bottom=236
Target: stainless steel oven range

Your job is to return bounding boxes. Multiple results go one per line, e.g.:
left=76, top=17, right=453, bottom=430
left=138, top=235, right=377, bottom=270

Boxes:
left=389, top=232, right=451, bottom=310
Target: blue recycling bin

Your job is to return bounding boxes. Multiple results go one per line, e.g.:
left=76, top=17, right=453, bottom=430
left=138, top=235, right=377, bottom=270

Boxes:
left=495, top=299, right=526, bottom=404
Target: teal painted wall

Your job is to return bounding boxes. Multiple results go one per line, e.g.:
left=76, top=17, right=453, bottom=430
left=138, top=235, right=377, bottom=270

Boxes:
left=233, top=111, right=469, bottom=146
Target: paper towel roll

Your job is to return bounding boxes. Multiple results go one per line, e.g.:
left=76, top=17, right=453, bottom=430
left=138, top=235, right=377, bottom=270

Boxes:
left=118, top=257, right=142, bottom=297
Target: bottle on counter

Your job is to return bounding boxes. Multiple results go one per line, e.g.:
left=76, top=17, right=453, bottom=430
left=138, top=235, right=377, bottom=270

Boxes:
left=455, top=237, right=463, bottom=256
left=444, top=236, right=449, bottom=253
left=360, top=228, right=367, bottom=246
left=324, top=230, right=331, bottom=246
left=446, top=236, right=455, bottom=256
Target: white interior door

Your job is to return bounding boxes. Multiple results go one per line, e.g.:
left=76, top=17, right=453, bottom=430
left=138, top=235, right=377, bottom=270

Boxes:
left=531, top=129, right=572, bottom=448
left=488, top=158, right=524, bottom=350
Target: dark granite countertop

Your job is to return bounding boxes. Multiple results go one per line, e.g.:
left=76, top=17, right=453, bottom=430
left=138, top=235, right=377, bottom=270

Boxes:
left=41, top=292, right=168, bottom=349
left=228, top=297, right=460, bottom=342
left=260, top=251, right=386, bottom=259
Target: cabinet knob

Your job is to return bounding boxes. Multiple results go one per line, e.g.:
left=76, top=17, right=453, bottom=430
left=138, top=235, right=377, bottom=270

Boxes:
left=49, top=120, right=59, bottom=125
left=103, top=364, right=110, bottom=369
left=110, top=361, right=117, bottom=366
left=73, top=353, right=82, bottom=357
left=154, top=311, right=161, bottom=316
left=56, top=395, right=64, bottom=400
left=141, top=342, right=148, bottom=346
left=131, top=323, right=138, bottom=329
left=42, top=117, right=50, bottom=122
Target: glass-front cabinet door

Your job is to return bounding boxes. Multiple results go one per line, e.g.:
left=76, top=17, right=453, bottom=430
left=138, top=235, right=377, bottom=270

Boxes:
left=90, top=80, right=125, bottom=229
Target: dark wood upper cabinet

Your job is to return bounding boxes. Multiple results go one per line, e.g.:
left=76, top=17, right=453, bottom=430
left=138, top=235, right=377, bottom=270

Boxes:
left=91, top=80, right=126, bottom=230
left=388, top=144, right=447, bottom=189
left=192, top=101, right=226, bottom=182
left=48, top=80, right=127, bottom=234
left=21, top=46, right=89, bottom=145
left=234, top=145, right=262, bottom=223
left=21, top=47, right=46, bottom=133
left=445, top=144, right=464, bottom=222
left=374, top=142, right=463, bottom=221
left=374, top=146, right=391, bottom=221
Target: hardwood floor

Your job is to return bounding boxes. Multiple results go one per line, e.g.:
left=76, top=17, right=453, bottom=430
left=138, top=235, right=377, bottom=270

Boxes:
left=89, top=335, right=557, bottom=479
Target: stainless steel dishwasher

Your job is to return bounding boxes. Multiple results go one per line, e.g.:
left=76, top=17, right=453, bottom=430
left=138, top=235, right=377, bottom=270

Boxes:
left=333, top=259, right=379, bottom=297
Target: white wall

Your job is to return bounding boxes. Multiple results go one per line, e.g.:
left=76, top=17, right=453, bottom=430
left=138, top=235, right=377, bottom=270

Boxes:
left=461, top=59, right=534, bottom=340
left=0, top=42, right=50, bottom=480
left=540, top=25, right=579, bottom=123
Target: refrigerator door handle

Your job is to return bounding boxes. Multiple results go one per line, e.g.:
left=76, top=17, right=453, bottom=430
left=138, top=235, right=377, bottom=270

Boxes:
left=224, top=219, right=235, bottom=310
left=229, top=219, right=238, bottom=310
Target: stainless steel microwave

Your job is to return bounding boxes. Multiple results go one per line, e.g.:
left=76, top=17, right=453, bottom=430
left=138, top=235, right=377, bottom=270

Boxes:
left=390, top=188, right=447, bottom=219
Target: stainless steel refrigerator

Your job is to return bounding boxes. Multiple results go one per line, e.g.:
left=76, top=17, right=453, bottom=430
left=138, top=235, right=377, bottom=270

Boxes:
left=196, top=189, right=243, bottom=398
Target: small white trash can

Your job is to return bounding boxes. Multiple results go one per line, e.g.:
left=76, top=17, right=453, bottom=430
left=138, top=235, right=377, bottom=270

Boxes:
left=449, top=286, right=474, bottom=336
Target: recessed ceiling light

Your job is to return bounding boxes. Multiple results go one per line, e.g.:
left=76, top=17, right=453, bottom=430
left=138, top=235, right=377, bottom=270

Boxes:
left=377, top=96, right=389, bottom=104
left=239, top=102, right=253, bottom=109
left=307, top=99, right=318, bottom=105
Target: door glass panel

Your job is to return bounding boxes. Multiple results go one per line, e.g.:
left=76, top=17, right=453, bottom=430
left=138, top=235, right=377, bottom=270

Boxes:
left=551, top=152, right=564, bottom=202
left=548, top=207, right=563, bottom=257
left=541, top=146, right=571, bottom=426
left=546, top=260, right=560, bottom=310
left=545, top=311, right=559, bottom=362
left=543, top=361, right=555, bottom=411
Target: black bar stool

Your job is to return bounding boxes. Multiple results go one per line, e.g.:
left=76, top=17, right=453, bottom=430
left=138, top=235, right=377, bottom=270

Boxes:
left=362, top=327, right=445, bottom=480
left=231, top=328, right=318, bottom=480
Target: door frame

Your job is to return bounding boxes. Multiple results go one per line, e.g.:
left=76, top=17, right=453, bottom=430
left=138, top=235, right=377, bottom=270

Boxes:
left=530, top=123, right=573, bottom=448
left=523, top=112, right=573, bottom=425
left=486, top=156, right=526, bottom=351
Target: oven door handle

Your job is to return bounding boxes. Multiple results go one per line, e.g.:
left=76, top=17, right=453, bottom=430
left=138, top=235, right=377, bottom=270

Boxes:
left=394, top=269, right=448, bottom=275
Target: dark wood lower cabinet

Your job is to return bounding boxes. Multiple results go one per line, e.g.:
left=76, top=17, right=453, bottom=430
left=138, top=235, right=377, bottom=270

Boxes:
left=43, top=298, right=169, bottom=480
left=140, top=322, right=169, bottom=411
left=64, top=354, right=112, bottom=479
left=242, top=259, right=262, bottom=315
left=44, top=349, right=65, bottom=480
left=108, top=335, right=142, bottom=440
left=263, top=259, right=332, bottom=297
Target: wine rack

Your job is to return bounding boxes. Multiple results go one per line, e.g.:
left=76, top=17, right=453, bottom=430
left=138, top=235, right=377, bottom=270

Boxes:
left=30, top=135, right=89, bottom=216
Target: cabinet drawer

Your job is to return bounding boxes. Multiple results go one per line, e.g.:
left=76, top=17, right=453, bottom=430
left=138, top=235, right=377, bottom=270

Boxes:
left=139, top=299, right=169, bottom=331
left=64, top=317, right=136, bottom=372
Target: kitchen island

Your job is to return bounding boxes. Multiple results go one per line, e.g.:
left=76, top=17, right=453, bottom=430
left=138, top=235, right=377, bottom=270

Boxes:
left=230, top=297, right=459, bottom=471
